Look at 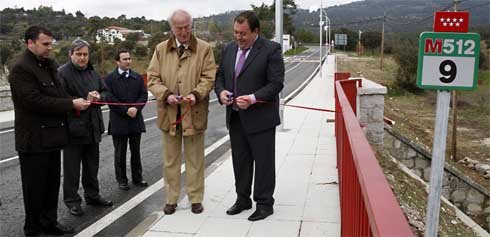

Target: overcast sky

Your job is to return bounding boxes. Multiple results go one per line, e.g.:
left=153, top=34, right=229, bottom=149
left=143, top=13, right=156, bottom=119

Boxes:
left=1, top=0, right=361, bottom=20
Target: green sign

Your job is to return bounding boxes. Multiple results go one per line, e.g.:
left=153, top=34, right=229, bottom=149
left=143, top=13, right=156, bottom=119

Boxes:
left=417, top=32, right=480, bottom=90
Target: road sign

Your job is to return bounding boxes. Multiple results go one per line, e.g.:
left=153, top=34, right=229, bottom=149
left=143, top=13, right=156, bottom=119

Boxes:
left=433, top=11, right=469, bottom=33
left=334, top=34, right=347, bottom=46
left=417, top=32, right=480, bottom=90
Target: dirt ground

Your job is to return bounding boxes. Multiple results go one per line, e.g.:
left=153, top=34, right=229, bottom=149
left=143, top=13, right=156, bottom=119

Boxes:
left=336, top=52, right=490, bottom=190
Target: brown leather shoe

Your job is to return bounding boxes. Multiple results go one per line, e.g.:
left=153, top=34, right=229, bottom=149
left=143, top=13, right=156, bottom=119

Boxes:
left=191, top=203, right=204, bottom=214
left=163, top=204, right=177, bottom=215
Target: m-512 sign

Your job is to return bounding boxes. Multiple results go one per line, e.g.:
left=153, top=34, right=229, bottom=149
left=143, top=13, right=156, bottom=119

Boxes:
left=417, top=32, right=480, bottom=90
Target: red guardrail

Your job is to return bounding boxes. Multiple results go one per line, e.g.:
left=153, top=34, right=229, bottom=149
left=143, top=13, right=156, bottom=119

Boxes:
left=334, top=72, right=413, bottom=237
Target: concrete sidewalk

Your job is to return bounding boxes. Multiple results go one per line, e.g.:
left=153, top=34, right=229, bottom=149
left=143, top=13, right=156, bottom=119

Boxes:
left=139, top=54, right=339, bottom=237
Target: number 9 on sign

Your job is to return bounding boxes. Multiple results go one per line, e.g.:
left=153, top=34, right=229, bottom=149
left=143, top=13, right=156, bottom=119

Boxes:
left=439, top=60, right=456, bottom=83
left=417, top=32, right=480, bottom=90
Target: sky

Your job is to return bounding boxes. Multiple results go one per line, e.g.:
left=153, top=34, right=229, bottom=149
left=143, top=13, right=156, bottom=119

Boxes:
left=1, top=0, right=361, bottom=20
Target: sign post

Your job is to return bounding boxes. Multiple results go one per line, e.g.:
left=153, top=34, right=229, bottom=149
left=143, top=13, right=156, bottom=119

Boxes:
left=417, top=11, right=480, bottom=237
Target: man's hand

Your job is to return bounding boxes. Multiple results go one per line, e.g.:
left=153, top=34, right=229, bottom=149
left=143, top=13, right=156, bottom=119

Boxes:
left=166, top=94, right=182, bottom=105
left=236, top=95, right=252, bottom=110
left=72, top=98, right=91, bottom=111
left=87, top=91, right=100, bottom=102
left=127, top=107, right=138, bottom=118
left=184, top=94, right=196, bottom=106
left=219, top=90, right=233, bottom=106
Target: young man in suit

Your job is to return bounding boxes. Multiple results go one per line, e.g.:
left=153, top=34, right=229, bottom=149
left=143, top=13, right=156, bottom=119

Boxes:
left=105, top=49, right=148, bottom=191
left=214, top=11, right=285, bottom=221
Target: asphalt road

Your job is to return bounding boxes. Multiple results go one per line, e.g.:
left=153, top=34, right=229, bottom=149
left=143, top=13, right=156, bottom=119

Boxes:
left=0, top=46, right=323, bottom=237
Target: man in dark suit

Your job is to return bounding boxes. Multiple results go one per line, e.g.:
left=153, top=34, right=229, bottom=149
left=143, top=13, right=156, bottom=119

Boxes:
left=105, top=49, right=148, bottom=190
left=58, top=39, right=113, bottom=216
left=9, top=26, right=90, bottom=236
left=214, top=11, right=284, bottom=221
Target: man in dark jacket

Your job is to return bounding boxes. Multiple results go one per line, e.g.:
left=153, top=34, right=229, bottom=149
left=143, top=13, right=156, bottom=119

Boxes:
left=9, top=26, right=90, bottom=236
left=58, top=39, right=113, bottom=217
left=105, top=49, right=148, bottom=190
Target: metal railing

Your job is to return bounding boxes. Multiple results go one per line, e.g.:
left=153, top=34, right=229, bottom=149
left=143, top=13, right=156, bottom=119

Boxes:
left=334, top=72, right=413, bottom=237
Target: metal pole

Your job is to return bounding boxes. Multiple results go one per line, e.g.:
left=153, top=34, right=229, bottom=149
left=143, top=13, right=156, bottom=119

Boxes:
left=425, top=90, right=451, bottom=237
left=328, top=17, right=331, bottom=53
left=451, top=0, right=459, bottom=161
left=319, top=0, right=323, bottom=78
left=380, top=12, right=385, bottom=69
left=275, top=0, right=284, bottom=130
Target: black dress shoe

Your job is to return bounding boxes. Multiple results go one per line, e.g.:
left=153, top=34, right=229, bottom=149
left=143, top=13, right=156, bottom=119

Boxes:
left=226, top=202, right=252, bottom=215
left=133, top=180, right=148, bottom=187
left=119, top=183, right=130, bottom=190
left=164, top=204, right=177, bottom=215
left=42, top=223, right=74, bottom=236
left=248, top=208, right=273, bottom=221
left=86, top=197, right=113, bottom=206
left=69, top=205, right=84, bottom=216
left=191, top=203, right=204, bottom=214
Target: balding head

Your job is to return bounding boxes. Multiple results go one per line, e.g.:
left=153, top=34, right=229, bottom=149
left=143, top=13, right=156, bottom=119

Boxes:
left=168, top=9, right=193, bottom=28
left=168, top=9, right=193, bottom=45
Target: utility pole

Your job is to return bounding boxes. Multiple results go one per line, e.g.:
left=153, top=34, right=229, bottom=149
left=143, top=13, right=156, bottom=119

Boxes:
left=319, top=0, right=323, bottom=78
left=357, top=29, right=362, bottom=56
left=451, top=0, right=460, bottom=161
left=275, top=0, right=284, bottom=130
left=380, top=11, right=385, bottom=69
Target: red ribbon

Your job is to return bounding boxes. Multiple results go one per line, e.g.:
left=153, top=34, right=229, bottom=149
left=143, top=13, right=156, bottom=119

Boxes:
left=171, top=98, right=193, bottom=126
left=90, top=101, right=152, bottom=106
left=240, top=98, right=336, bottom=113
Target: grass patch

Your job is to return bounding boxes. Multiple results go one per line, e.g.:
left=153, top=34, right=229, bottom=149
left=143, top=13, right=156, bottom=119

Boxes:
left=284, top=46, right=308, bottom=56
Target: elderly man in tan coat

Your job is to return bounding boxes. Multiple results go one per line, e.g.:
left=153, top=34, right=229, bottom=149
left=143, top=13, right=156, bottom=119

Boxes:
left=147, top=9, right=216, bottom=215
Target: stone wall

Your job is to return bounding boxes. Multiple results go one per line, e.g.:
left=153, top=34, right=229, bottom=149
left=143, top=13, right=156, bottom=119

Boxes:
left=352, top=77, right=387, bottom=146
left=383, top=126, right=490, bottom=231
left=0, top=86, right=13, bottom=111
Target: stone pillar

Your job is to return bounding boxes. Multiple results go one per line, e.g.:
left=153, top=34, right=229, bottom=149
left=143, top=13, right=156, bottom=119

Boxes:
left=0, top=86, right=14, bottom=111
left=351, top=77, right=387, bottom=146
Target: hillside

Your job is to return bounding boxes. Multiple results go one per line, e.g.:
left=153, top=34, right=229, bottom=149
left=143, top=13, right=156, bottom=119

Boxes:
left=193, top=0, right=489, bottom=33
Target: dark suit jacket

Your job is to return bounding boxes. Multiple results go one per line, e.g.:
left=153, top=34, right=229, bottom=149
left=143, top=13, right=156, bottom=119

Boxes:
left=9, top=50, right=74, bottom=153
left=58, top=62, right=108, bottom=144
left=214, top=36, right=285, bottom=134
left=105, top=68, right=148, bottom=136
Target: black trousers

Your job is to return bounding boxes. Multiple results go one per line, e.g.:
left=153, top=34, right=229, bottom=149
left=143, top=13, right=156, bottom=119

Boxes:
left=112, top=134, right=143, bottom=184
left=229, top=111, right=276, bottom=210
left=63, top=143, right=100, bottom=207
left=19, top=151, right=61, bottom=233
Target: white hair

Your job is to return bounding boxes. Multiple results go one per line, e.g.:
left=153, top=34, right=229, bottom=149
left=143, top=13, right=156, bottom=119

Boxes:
left=167, top=9, right=193, bottom=28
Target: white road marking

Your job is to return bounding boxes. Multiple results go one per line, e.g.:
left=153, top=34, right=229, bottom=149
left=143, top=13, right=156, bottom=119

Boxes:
left=74, top=135, right=230, bottom=237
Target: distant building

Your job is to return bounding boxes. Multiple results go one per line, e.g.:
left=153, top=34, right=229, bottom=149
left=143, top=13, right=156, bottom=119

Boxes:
left=96, top=26, right=146, bottom=44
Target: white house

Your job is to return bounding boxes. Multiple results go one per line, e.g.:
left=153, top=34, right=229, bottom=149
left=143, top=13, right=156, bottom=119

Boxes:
left=96, top=26, right=145, bottom=44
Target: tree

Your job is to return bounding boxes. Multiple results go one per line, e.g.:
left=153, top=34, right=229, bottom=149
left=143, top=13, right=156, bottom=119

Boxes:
left=75, top=10, right=84, bottom=18
left=392, top=36, right=422, bottom=93
left=361, top=31, right=381, bottom=53
left=134, top=45, right=148, bottom=57
left=116, top=39, right=136, bottom=52
left=251, top=0, right=298, bottom=38
left=0, top=44, right=13, bottom=66
left=294, top=29, right=316, bottom=43
left=148, top=32, right=169, bottom=57
left=87, top=16, right=103, bottom=42
left=125, top=32, right=140, bottom=42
